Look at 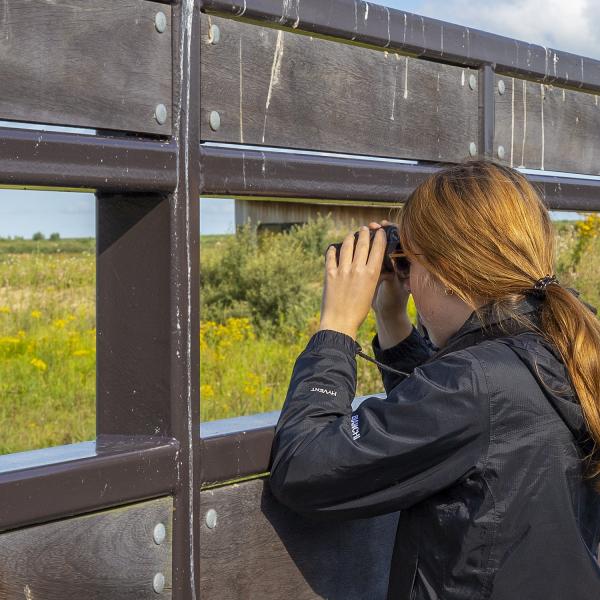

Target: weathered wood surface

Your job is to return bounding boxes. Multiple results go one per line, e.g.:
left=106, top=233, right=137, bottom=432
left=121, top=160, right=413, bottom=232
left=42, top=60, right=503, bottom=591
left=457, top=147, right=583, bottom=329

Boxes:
left=235, top=198, right=403, bottom=231
left=494, top=74, right=600, bottom=175
left=0, top=496, right=173, bottom=599
left=200, top=15, right=478, bottom=162
left=0, top=0, right=172, bottom=134
left=200, top=478, right=398, bottom=599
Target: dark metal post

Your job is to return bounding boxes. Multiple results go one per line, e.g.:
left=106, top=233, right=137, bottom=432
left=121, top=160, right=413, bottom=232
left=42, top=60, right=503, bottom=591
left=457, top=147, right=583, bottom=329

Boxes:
left=96, top=1, right=201, bottom=597
left=478, top=64, right=495, bottom=159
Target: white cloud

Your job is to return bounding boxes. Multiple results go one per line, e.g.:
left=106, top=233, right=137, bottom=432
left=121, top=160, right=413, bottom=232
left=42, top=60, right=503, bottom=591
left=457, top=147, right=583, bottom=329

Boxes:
left=416, top=0, right=600, bottom=60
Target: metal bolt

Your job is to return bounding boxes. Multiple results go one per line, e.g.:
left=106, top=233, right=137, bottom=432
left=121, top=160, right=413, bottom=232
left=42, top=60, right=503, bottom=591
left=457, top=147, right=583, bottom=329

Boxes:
left=208, top=24, right=221, bottom=44
left=153, top=572, right=165, bottom=594
left=155, top=12, right=167, bottom=34
left=209, top=111, right=221, bottom=131
left=469, top=142, right=477, bottom=157
left=205, top=508, right=218, bottom=529
left=497, top=145, right=506, bottom=159
left=469, top=74, right=477, bottom=90
left=498, top=79, right=506, bottom=95
left=153, top=523, right=166, bottom=545
left=155, top=104, right=168, bottom=125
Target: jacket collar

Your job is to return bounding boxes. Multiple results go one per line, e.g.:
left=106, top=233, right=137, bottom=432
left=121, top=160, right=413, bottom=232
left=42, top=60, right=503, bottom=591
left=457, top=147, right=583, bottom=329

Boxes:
left=425, top=294, right=544, bottom=360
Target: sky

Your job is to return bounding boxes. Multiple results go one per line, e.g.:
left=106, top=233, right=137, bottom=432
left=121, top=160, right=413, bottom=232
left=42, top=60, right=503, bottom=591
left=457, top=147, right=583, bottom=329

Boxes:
left=1, top=0, right=598, bottom=238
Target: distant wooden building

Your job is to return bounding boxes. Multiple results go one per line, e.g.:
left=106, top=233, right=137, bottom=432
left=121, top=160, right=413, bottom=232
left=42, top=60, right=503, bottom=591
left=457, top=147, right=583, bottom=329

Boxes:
left=235, top=199, right=405, bottom=233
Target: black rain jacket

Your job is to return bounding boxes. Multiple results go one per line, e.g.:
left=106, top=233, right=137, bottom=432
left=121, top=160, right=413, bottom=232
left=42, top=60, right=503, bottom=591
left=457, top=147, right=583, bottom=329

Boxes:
left=269, top=295, right=600, bottom=599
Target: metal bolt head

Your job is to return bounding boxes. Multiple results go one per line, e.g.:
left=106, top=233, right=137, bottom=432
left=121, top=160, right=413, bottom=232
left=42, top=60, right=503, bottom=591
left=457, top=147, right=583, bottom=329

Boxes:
left=498, top=79, right=506, bottom=95
left=205, top=508, right=218, bottom=529
left=155, top=104, right=168, bottom=125
left=153, top=523, right=166, bottom=545
left=468, top=74, right=477, bottom=90
left=208, top=24, right=221, bottom=44
left=469, top=142, right=477, bottom=157
left=155, top=12, right=167, bottom=34
left=153, top=572, right=165, bottom=594
left=497, top=145, right=506, bottom=159
left=209, top=111, right=221, bottom=131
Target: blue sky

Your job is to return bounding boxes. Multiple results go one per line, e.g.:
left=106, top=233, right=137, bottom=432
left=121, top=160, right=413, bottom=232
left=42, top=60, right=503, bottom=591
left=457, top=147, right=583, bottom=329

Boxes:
left=1, top=0, right=597, bottom=238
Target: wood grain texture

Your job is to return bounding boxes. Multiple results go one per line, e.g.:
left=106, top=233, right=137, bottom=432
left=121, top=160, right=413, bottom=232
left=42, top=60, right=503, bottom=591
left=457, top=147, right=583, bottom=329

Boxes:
left=0, top=496, right=173, bottom=599
left=200, top=478, right=398, bottom=599
left=0, top=0, right=172, bottom=134
left=235, top=198, right=403, bottom=230
left=494, top=74, right=600, bottom=175
left=200, top=14, right=478, bottom=161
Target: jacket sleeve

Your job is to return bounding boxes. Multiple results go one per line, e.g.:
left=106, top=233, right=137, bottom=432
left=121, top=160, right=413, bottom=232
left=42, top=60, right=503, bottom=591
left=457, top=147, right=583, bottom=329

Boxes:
left=268, top=329, right=489, bottom=521
left=371, top=325, right=438, bottom=394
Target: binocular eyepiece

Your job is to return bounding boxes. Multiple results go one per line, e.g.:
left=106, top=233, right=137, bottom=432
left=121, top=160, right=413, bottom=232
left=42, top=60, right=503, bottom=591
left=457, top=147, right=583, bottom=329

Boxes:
left=326, top=224, right=410, bottom=277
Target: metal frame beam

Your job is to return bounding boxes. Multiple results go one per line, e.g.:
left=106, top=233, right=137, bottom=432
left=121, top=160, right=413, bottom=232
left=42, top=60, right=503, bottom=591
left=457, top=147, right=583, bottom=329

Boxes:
left=200, top=145, right=600, bottom=211
left=0, top=127, right=176, bottom=192
left=0, top=436, right=178, bottom=533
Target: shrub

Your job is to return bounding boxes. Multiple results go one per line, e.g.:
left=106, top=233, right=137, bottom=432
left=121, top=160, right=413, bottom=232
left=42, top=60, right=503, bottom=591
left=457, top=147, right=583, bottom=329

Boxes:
left=200, top=222, right=323, bottom=336
left=32, top=232, right=45, bottom=241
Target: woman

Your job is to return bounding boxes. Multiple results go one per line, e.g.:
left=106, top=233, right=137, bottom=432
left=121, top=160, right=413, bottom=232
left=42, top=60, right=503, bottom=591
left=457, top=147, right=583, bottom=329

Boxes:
left=268, top=159, right=600, bottom=599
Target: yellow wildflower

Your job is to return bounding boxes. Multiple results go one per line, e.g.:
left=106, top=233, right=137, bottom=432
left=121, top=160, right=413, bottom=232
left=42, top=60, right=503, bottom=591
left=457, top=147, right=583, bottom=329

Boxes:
left=30, top=357, right=48, bottom=371
left=72, top=349, right=90, bottom=357
left=30, top=310, right=42, bottom=319
left=200, top=384, right=215, bottom=398
left=0, top=306, right=10, bottom=314
left=52, top=319, right=67, bottom=329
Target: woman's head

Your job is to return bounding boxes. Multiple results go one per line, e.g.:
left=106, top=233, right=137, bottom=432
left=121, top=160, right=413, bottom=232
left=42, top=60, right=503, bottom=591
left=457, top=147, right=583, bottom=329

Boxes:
left=394, top=158, right=600, bottom=487
left=397, top=159, right=554, bottom=320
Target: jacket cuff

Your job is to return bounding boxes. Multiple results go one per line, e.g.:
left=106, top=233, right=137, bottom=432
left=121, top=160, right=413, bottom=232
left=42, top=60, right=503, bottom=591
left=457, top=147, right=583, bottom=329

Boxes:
left=305, top=329, right=362, bottom=356
left=372, top=325, right=433, bottom=363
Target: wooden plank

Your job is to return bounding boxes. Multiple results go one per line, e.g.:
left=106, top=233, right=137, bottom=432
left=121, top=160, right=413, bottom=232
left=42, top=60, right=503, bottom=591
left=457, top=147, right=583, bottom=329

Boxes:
left=0, top=496, right=173, bottom=599
left=234, top=199, right=402, bottom=230
left=0, top=0, right=172, bottom=135
left=200, top=15, right=479, bottom=161
left=200, top=478, right=398, bottom=599
left=494, top=74, right=600, bottom=175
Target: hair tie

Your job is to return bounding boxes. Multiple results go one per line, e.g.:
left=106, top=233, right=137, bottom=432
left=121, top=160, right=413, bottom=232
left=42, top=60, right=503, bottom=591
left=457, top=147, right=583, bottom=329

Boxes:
left=529, top=274, right=559, bottom=299
left=526, top=276, right=598, bottom=315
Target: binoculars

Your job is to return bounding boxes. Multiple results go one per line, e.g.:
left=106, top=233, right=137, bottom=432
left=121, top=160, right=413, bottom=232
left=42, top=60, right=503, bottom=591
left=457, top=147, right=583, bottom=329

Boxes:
left=326, top=224, right=410, bottom=278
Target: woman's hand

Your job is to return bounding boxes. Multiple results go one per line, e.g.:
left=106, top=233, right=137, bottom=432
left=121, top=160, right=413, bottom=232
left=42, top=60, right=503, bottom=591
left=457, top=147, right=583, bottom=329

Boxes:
left=368, top=220, right=411, bottom=317
left=367, top=220, right=414, bottom=349
left=318, top=225, right=386, bottom=340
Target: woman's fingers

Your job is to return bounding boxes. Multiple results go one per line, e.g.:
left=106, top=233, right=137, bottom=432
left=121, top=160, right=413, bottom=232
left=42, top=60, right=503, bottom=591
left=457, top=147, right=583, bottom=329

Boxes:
left=367, top=228, right=387, bottom=269
left=325, top=244, right=337, bottom=273
left=353, top=226, right=371, bottom=266
left=338, top=230, right=356, bottom=268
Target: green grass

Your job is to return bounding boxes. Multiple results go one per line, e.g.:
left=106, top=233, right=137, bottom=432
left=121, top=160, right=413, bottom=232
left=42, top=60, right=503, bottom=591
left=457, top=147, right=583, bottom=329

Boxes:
left=0, top=248, right=95, bottom=454
left=0, top=220, right=598, bottom=456
left=0, top=238, right=94, bottom=255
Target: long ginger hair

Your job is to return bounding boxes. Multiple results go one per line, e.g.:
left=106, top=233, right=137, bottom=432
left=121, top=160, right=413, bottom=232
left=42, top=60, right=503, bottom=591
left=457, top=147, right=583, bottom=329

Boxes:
left=395, top=159, right=600, bottom=488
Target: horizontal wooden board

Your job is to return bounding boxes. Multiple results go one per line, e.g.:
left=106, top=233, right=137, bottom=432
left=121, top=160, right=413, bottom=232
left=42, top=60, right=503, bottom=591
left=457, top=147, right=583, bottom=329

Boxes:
left=200, top=478, right=398, bottom=599
left=494, top=75, right=600, bottom=175
left=0, top=0, right=172, bottom=134
left=0, top=496, right=173, bottom=599
left=200, top=15, right=479, bottom=161
left=235, top=198, right=403, bottom=229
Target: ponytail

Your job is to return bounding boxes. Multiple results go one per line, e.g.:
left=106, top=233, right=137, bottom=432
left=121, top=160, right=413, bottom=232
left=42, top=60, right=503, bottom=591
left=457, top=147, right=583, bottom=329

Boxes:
left=541, top=284, right=600, bottom=487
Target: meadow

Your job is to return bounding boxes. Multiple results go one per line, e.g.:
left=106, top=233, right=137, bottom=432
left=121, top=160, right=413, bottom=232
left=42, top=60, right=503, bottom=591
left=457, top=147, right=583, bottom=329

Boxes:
left=1, top=214, right=599, bottom=455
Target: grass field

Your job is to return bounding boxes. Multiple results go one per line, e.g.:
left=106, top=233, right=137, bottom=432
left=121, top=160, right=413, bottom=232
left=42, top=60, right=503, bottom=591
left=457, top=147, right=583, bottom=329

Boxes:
left=0, top=217, right=598, bottom=455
